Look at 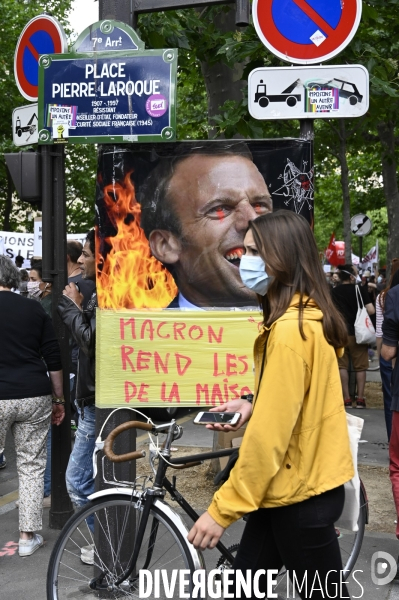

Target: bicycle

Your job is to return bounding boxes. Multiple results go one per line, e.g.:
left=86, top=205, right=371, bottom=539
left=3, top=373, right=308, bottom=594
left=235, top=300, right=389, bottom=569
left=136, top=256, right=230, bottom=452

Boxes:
left=47, top=411, right=368, bottom=599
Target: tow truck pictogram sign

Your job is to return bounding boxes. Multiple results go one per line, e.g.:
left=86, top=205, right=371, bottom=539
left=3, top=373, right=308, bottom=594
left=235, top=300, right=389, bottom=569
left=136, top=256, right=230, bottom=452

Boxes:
left=248, top=65, right=369, bottom=120
left=12, top=104, right=38, bottom=146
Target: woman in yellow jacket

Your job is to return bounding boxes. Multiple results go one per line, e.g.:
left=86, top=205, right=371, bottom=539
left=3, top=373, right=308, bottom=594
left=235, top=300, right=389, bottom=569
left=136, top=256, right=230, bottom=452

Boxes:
left=188, top=211, right=354, bottom=599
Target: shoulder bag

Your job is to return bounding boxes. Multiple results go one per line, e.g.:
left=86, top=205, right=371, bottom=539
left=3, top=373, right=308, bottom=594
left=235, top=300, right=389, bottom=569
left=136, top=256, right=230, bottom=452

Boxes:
left=335, top=412, right=364, bottom=532
left=354, top=285, right=376, bottom=345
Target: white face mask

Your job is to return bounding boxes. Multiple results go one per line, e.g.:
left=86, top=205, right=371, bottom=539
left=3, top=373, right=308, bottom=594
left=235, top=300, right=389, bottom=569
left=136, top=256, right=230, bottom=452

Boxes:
left=239, top=255, right=273, bottom=295
left=27, top=281, right=42, bottom=298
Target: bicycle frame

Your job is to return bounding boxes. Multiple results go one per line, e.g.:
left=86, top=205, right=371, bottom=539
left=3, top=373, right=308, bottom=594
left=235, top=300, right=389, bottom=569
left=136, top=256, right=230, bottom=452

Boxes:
left=89, top=419, right=236, bottom=590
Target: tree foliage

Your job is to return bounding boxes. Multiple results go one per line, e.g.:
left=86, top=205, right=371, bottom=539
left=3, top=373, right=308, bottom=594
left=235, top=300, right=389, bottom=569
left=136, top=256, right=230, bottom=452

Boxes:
left=0, top=0, right=97, bottom=234
left=137, top=4, right=396, bottom=264
left=2, top=1, right=399, bottom=268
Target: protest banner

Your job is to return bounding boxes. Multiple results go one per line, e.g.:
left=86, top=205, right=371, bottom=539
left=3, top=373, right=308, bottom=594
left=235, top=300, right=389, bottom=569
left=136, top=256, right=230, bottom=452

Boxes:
left=0, top=230, right=87, bottom=260
left=95, top=139, right=314, bottom=408
left=96, top=310, right=262, bottom=408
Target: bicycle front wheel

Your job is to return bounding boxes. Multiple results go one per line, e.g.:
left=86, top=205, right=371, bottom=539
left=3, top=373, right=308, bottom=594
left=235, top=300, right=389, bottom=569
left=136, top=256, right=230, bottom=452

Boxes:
left=47, top=495, right=196, bottom=600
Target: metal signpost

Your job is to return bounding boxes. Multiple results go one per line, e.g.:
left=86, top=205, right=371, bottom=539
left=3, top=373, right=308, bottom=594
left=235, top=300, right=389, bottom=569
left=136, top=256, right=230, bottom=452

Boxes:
left=248, top=65, right=369, bottom=120
left=351, top=213, right=373, bottom=260
left=252, top=0, right=362, bottom=65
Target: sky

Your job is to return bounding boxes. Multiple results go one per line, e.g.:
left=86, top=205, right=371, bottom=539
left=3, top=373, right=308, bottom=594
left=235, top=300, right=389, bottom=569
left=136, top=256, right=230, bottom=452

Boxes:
left=69, top=0, right=99, bottom=35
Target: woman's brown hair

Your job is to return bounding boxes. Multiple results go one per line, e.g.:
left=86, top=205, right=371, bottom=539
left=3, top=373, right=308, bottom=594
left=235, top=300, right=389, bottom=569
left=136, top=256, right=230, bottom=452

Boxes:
left=249, top=210, right=348, bottom=348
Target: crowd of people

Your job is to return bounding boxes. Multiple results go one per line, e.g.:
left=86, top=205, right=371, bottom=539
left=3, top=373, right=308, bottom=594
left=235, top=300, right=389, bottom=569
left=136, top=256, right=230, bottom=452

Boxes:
left=2, top=216, right=399, bottom=598
left=326, top=262, right=395, bottom=433
left=0, top=233, right=96, bottom=557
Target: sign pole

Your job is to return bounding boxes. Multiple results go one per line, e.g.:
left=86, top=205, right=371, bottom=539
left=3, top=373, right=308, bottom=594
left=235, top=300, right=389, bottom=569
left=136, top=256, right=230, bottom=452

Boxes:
left=49, top=145, right=74, bottom=528
left=300, top=120, right=314, bottom=141
left=96, top=0, right=136, bottom=508
left=41, top=144, right=74, bottom=528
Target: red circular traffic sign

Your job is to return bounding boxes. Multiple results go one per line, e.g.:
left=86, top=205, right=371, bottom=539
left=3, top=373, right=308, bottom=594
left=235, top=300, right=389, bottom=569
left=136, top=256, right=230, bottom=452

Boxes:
left=253, top=0, right=362, bottom=65
left=14, top=15, right=67, bottom=102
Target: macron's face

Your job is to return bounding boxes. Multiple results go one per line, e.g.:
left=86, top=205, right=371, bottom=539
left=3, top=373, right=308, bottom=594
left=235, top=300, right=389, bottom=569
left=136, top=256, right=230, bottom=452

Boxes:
left=167, top=154, right=272, bottom=307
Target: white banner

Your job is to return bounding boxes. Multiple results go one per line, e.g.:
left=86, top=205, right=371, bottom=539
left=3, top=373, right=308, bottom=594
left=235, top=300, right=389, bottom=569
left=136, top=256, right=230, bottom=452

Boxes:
left=0, top=231, right=34, bottom=261
left=361, top=244, right=379, bottom=269
left=34, top=218, right=42, bottom=257
left=0, top=230, right=87, bottom=262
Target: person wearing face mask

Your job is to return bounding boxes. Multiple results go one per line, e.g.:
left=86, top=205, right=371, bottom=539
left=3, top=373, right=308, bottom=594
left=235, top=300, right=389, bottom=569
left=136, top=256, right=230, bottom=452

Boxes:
left=188, top=211, right=353, bottom=599
left=28, top=263, right=52, bottom=317
left=0, top=256, right=64, bottom=557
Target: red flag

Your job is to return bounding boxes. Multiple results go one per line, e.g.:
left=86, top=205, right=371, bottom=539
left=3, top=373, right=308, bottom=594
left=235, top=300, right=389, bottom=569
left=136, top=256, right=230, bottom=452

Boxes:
left=325, top=232, right=337, bottom=265
left=325, top=233, right=346, bottom=266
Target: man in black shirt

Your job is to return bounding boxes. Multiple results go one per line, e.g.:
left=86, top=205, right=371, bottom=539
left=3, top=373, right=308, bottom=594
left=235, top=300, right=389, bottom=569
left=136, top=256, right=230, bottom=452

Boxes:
left=332, top=264, right=375, bottom=408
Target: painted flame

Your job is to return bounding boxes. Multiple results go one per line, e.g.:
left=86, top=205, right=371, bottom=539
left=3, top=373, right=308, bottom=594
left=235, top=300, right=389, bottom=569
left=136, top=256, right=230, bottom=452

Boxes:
left=97, top=171, right=178, bottom=309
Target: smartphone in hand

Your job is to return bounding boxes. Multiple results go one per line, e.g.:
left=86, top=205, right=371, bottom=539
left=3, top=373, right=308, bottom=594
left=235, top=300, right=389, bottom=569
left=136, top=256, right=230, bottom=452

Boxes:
left=193, top=412, right=240, bottom=426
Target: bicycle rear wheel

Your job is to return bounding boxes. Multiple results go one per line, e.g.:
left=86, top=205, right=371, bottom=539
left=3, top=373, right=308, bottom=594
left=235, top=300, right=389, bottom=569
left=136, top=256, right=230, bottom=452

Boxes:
left=336, top=485, right=367, bottom=577
left=47, top=495, right=196, bottom=600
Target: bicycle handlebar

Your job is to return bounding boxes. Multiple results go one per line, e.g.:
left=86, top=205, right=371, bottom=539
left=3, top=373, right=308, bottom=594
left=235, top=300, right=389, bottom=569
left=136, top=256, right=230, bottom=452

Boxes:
left=103, top=421, right=154, bottom=463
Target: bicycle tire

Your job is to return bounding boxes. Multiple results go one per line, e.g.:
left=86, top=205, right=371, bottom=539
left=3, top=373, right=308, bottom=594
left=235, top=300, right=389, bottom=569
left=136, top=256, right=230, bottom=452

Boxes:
left=338, top=485, right=367, bottom=578
left=47, top=495, right=196, bottom=600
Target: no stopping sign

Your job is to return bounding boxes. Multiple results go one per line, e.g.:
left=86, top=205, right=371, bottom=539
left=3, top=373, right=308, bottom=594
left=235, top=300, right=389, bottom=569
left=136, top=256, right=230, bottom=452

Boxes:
left=14, top=15, right=67, bottom=102
left=253, top=0, right=362, bottom=65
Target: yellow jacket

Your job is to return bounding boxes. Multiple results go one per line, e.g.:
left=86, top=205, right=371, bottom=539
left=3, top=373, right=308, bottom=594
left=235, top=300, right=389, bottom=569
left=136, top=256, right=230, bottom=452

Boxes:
left=208, top=295, right=354, bottom=528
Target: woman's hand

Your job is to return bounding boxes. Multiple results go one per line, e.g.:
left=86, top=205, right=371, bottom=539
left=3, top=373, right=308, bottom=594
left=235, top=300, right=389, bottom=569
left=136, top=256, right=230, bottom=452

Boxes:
left=187, top=512, right=225, bottom=550
left=52, top=403, right=65, bottom=426
left=206, top=398, right=253, bottom=431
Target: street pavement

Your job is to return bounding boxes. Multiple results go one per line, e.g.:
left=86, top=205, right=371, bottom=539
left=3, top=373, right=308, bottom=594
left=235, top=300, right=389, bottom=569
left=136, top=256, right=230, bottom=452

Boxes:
left=1, top=381, right=399, bottom=600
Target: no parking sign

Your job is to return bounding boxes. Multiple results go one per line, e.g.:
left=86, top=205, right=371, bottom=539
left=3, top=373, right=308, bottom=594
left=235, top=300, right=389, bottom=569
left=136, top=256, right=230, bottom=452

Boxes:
left=14, top=15, right=67, bottom=102
left=253, top=0, right=362, bottom=65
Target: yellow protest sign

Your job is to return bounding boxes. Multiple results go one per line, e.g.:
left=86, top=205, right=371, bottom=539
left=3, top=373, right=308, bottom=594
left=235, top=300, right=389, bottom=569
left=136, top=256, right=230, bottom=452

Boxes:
left=96, top=310, right=263, bottom=408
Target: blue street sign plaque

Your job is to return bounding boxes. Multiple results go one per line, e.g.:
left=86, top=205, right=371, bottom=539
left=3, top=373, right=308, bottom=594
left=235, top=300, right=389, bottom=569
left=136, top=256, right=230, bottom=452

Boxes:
left=38, top=49, right=177, bottom=144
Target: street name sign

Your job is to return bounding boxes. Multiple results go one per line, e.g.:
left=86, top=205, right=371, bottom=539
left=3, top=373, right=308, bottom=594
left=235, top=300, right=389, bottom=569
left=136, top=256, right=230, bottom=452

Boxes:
left=351, top=214, right=372, bottom=236
left=14, top=15, right=67, bottom=102
left=248, top=65, right=369, bottom=120
left=253, top=0, right=362, bottom=65
left=12, top=104, right=38, bottom=146
left=37, top=21, right=177, bottom=144
left=71, top=19, right=145, bottom=54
